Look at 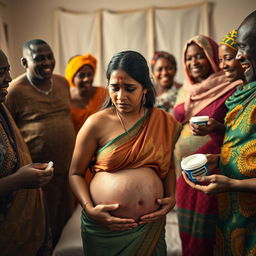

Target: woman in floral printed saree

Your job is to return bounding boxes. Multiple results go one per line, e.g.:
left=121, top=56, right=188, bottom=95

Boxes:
left=182, top=11, right=256, bottom=256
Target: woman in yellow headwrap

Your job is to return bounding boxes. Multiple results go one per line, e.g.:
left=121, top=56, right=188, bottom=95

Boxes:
left=65, top=54, right=108, bottom=133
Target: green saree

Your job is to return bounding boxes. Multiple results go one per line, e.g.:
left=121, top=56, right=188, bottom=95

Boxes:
left=81, top=211, right=166, bottom=256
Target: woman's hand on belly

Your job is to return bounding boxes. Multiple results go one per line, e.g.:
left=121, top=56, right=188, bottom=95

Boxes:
left=90, top=168, right=165, bottom=222
left=139, top=195, right=176, bottom=224
left=86, top=203, right=138, bottom=231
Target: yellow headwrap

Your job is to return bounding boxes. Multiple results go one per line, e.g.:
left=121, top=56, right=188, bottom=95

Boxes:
left=65, top=54, right=97, bottom=87
left=220, top=30, right=238, bottom=51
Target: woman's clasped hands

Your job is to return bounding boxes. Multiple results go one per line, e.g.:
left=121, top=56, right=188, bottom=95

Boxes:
left=84, top=194, right=175, bottom=231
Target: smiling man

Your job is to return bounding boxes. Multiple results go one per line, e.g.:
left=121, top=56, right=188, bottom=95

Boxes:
left=236, top=11, right=256, bottom=84
left=5, top=39, right=76, bottom=248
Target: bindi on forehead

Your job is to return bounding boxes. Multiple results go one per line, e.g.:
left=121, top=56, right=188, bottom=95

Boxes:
left=111, top=74, right=125, bottom=83
left=116, top=76, right=124, bottom=82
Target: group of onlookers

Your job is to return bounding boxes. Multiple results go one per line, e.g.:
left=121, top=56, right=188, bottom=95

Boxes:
left=0, top=9, right=256, bottom=256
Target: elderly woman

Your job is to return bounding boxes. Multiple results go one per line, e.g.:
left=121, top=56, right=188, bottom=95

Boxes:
left=0, top=49, right=53, bottom=255
left=173, top=35, right=242, bottom=256
left=69, top=50, right=181, bottom=255
left=65, top=54, right=107, bottom=133
left=151, top=51, right=182, bottom=114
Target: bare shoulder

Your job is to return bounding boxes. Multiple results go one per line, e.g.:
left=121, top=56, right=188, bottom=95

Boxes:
left=79, top=108, right=114, bottom=138
left=52, top=73, right=69, bottom=89
left=85, top=108, right=113, bottom=129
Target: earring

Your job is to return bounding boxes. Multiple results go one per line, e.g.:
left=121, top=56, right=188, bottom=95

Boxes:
left=142, top=94, right=146, bottom=105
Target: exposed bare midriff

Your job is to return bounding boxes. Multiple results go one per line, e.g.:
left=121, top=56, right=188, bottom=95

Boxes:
left=89, top=167, right=164, bottom=221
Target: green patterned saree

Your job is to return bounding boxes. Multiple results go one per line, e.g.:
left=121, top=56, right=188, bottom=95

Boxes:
left=217, top=81, right=256, bottom=256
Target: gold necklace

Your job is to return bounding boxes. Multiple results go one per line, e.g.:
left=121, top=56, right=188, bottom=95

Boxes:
left=115, top=108, right=128, bottom=133
left=115, top=107, right=146, bottom=134
left=26, top=74, right=53, bottom=95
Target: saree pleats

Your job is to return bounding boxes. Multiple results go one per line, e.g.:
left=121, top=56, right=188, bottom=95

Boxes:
left=81, top=210, right=166, bottom=256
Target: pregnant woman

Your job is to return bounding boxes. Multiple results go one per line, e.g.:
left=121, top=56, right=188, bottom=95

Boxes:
left=69, top=50, right=181, bottom=255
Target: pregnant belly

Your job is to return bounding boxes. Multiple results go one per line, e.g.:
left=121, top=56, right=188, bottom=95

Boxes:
left=89, top=167, right=164, bottom=221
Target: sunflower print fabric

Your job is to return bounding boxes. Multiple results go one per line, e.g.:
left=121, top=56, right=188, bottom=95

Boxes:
left=217, top=81, right=256, bottom=255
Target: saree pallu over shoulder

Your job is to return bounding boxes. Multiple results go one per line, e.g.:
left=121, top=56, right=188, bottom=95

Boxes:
left=84, top=108, right=180, bottom=255
left=217, top=81, right=256, bottom=255
left=93, top=108, right=181, bottom=179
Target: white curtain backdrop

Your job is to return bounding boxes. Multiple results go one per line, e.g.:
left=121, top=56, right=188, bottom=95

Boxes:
left=102, top=10, right=148, bottom=85
left=155, top=3, right=209, bottom=83
left=54, top=2, right=210, bottom=85
left=54, top=9, right=100, bottom=83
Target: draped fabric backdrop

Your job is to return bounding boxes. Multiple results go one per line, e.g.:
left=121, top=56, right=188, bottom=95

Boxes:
left=0, top=3, right=8, bottom=58
left=54, top=2, right=210, bottom=86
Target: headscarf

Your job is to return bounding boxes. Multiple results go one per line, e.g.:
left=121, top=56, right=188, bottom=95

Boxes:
left=65, top=54, right=97, bottom=87
left=220, top=30, right=238, bottom=51
left=182, top=35, right=240, bottom=120
left=183, top=34, right=219, bottom=84
left=150, top=51, right=177, bottom=71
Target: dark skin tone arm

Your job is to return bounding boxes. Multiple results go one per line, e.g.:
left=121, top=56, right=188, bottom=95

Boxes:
left=0, top=163, right=53, bottom=197
left=189, top=118, right=225, bottom=136
left=182, top=154, right=256, bottom=195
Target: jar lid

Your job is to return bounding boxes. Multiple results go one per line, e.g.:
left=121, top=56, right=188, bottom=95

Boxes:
left=181, top=154, right=207, bottom=170
left=190, top=116, right=209, bottom=122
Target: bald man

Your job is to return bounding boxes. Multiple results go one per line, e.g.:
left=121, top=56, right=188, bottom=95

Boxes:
left=6, top=39, right=76, bottom=247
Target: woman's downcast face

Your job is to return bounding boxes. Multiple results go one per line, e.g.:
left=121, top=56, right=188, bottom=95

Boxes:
left=109, top=69, right=146, bottom=114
